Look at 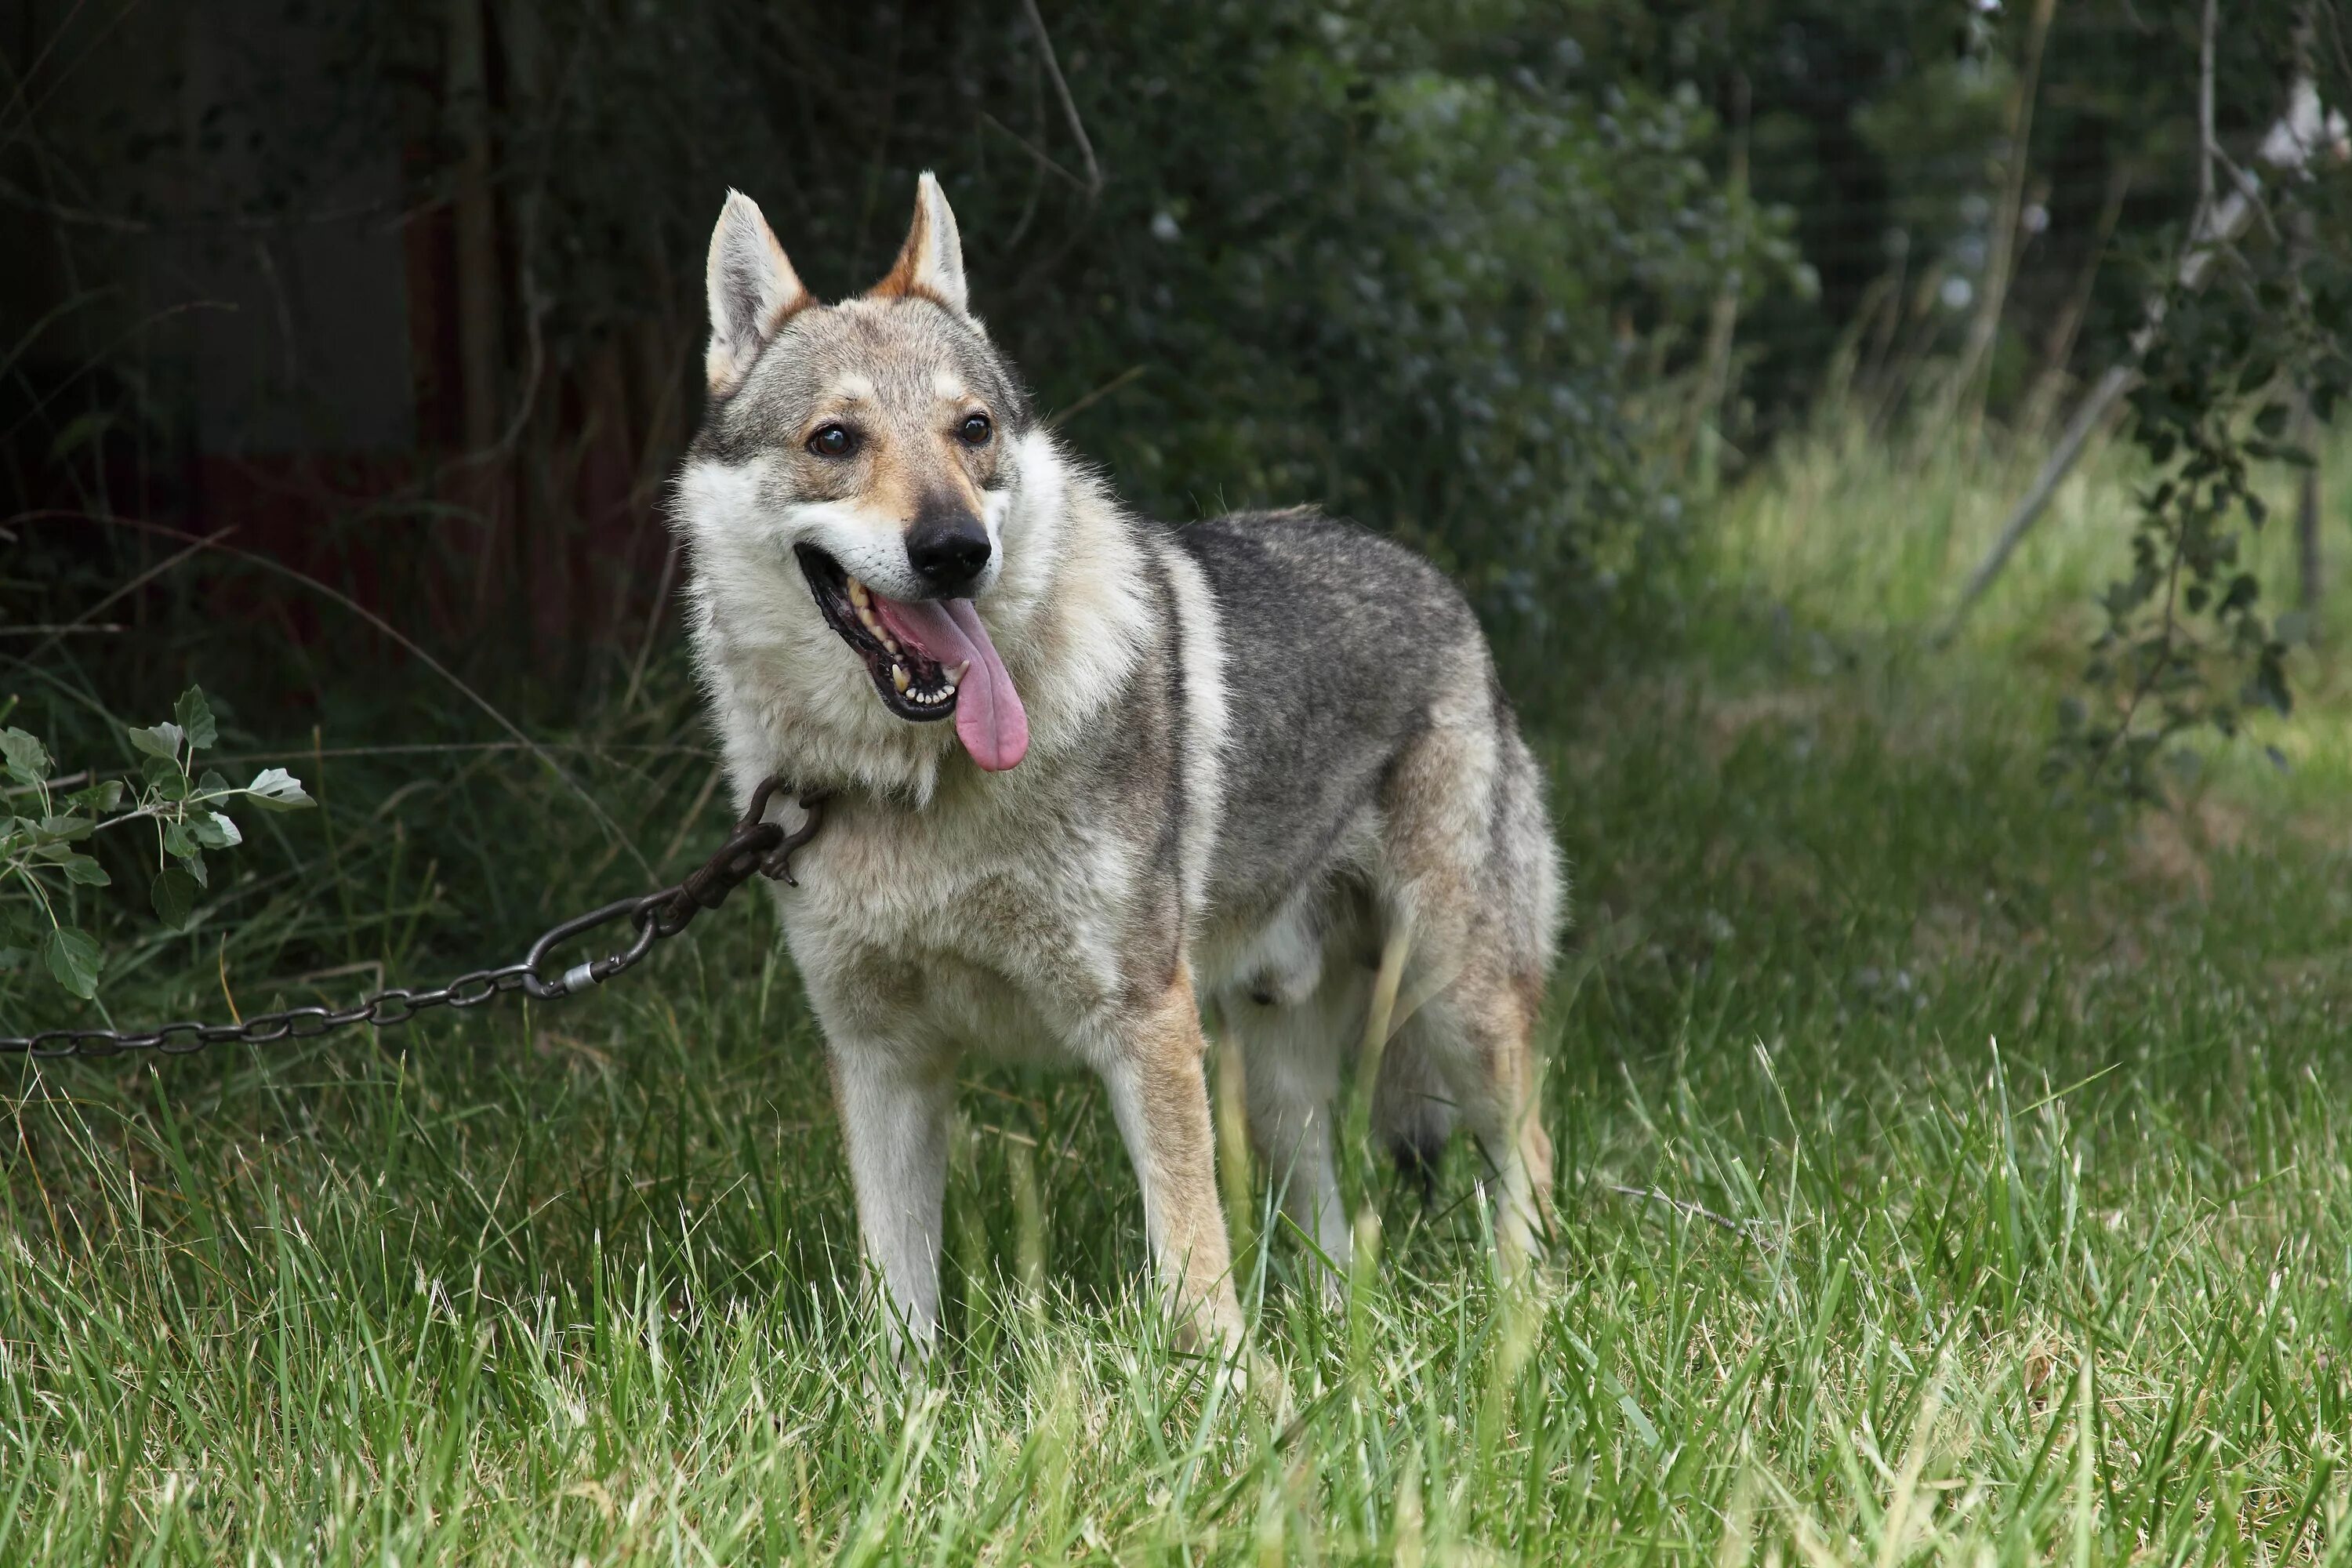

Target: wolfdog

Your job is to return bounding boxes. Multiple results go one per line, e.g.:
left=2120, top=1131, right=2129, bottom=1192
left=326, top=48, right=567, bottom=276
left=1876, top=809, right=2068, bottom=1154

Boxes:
left=674, top=174, right=1562, bottom=1352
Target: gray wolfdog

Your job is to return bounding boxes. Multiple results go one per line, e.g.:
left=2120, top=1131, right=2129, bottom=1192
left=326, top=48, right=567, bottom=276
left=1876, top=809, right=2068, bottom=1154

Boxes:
left=674, top=174, right=1562, bottom=1352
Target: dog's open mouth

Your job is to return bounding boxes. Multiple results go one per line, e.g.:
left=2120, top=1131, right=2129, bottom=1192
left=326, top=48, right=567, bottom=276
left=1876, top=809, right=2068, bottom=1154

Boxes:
left=794, top=544, right=1029, bottom=771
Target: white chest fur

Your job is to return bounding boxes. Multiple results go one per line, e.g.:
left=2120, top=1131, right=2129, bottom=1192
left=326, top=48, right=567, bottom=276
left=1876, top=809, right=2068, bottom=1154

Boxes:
left=767, top=782, right=1153, bottom=1067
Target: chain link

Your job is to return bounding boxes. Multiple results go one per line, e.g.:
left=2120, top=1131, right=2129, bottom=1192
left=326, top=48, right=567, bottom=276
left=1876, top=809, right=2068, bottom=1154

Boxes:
left=2, top=775, right=825, bottom=1062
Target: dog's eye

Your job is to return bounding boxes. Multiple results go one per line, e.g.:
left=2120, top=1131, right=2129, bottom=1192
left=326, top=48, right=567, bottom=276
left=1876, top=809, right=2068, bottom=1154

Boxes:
left=808, top=423, right=859, bottom=459
left=957, top=412, right=993, bottom=447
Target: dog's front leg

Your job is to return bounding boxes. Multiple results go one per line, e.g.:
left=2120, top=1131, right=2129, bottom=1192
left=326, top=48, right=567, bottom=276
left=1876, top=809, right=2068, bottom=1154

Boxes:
left=827, top=1043, right=956, bottom=1356
left=1098, top=971, right=1247, bottom=1352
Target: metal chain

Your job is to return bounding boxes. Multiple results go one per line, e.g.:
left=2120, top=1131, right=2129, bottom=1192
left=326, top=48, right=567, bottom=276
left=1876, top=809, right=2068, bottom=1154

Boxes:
left=1, top=775, right=825, bottom=1062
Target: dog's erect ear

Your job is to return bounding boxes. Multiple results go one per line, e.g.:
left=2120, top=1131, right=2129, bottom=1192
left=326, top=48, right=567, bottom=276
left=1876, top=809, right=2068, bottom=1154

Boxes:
left=867, top=171, right=968, bottom=315
left=704, top=190, right=811, bottom=397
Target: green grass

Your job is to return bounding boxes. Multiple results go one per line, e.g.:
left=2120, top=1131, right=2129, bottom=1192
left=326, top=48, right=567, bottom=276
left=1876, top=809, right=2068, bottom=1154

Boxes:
left=9, top=427, right=2352, bottom=1563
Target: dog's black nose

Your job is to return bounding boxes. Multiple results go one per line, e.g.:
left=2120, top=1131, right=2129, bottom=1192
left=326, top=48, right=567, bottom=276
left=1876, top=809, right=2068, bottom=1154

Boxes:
left=906, top=511, right=993, bottom=593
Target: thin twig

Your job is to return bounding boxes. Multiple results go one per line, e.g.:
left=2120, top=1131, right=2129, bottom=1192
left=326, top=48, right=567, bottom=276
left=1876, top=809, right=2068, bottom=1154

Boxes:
left=1004, top=45, right=1051, bottom=250
left=1, top=771, right=90, bottom=799
left=2019, top=165, right=2132, bottom=434
left=1044, top=365, right=1145, bottom=430
left=0, top=0, right=94, bottom=140
left=2213, top=146, right=2283, bottom=245
left=1947, top=0, right=2056, bottom=435
left=2198, top=0, right=2218, bottom=223
left=17, top=532, right=227, bottom=667
left=1018, top=0, right=1101, bottom=198
left=655, top=764, right=725, bottom=874
left=442, top=242, right=550, bottom=474
left=978, top=111, right=1091, bottom=195
left=2084, top=510, right=2189, bottom=792
left=622, top=539, right=682, bottom=716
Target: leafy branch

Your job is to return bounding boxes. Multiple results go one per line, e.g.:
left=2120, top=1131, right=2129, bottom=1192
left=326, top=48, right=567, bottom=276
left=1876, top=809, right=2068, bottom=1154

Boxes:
left=0, top=686, right=314, bottom=999
left=2046, top=116, right=2352, bottom=810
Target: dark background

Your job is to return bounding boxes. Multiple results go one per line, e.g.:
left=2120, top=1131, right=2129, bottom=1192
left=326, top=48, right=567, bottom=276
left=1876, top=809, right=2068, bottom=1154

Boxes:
left=5, top=1, right=2326, bottom=705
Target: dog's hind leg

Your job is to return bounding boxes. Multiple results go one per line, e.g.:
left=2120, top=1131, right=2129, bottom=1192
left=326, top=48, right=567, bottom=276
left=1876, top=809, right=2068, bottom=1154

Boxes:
left=1225, top=985, right=1354, bottom=1302
left=1375, top=680, right=1562, bottom=1278
left=1372, top=1026, right=1456, bottom=1203
left=1098, top=967, right=1246, bottom=1352
left=1403, top=976, right=1554, bottom=1272
left=827, top=1042, right=958, bottom=1357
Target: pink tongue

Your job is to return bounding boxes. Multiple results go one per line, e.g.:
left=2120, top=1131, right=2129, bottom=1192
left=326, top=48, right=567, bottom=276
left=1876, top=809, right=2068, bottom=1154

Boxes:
left=874, top=597, right=1029, bottom=771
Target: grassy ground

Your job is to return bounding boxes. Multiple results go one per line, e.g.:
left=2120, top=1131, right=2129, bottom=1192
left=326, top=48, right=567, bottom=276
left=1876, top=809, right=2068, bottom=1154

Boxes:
left=7, top=430, right=2352, bottom=1563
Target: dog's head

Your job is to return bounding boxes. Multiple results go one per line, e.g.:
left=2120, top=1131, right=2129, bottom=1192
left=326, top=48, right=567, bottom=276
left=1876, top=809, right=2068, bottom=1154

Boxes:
left=678, top=175, right=1038, bottom=774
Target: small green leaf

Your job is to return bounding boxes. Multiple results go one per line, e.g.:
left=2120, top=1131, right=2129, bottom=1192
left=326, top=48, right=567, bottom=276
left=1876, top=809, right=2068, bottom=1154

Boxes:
left=38, top=815, right=93, bottom=843
left=245, top=768, right=315, bottom=811
left=152, top=866, right=197, bottom=929
left=160, top=823, right=209, bottom=885
left=173, top=687, right=218, bottom=751
left=143, top=755, right=189, bottom=797
left=196, top=770, right=230, bottom=796
left=127, top=722, right=185, bottom=761
left=190, top=811, right=241, bottom=849
left=42, top=926, right=101, bottom=997
left=57, top=851, right=110, bottom=887
left=64, top=779, right=125, bottom=815
left=0, top=727, right=49, bottom=786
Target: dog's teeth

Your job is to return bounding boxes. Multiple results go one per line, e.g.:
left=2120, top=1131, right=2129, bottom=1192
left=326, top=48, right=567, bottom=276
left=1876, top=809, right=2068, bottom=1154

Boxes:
left=891, top=664, right=910, bottom=694
left=941, top=681, right=957, bottom=698
left=880, top=633, right=900, bottom=654
left=856, top=604, right=880, bottom=631
left=848, top=579, right=869, bottom=608
left=948, top=660, right=970, bottom=684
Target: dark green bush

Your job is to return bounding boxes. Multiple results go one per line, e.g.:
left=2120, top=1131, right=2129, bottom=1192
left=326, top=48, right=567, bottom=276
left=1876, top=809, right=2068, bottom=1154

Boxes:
left=6, top=0, right=1791, bottom=692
